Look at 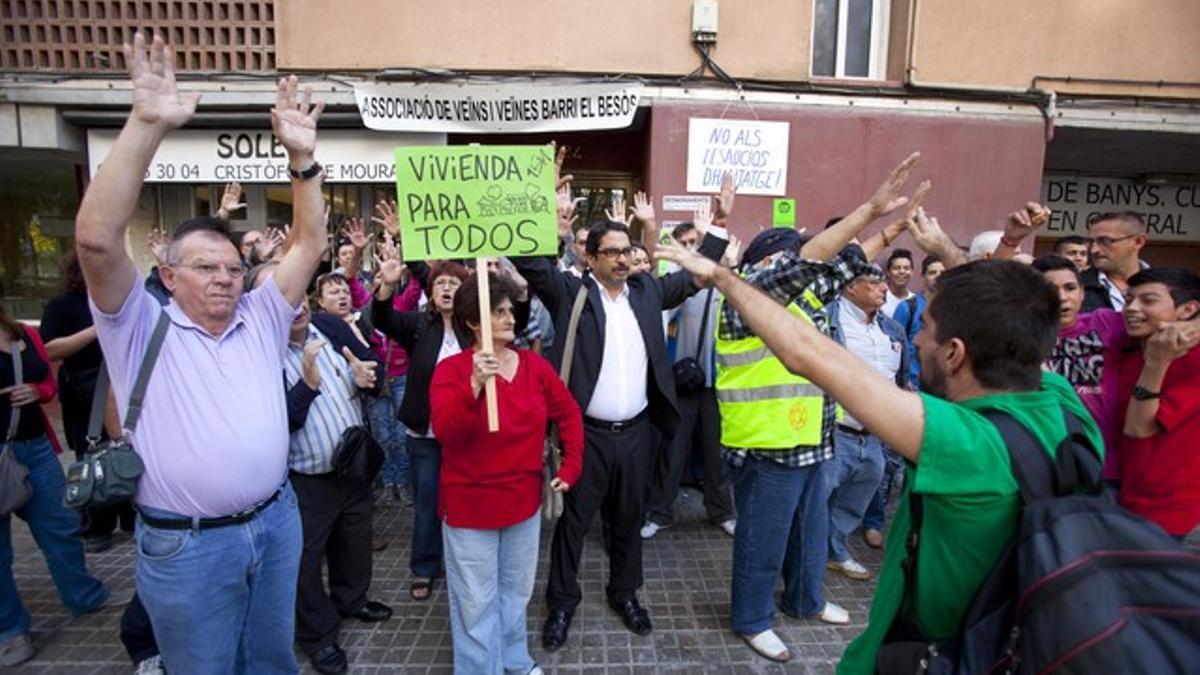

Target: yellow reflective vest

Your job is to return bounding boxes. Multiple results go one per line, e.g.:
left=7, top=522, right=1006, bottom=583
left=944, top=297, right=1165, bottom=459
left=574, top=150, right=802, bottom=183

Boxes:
left=715, top=290, right=827, bottom=450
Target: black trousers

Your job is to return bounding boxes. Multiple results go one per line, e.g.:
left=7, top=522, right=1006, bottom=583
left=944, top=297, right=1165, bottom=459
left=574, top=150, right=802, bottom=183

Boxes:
left=546, top=416, right=653, bottom=612
left=120, top=592, right=158, bottom=663
left=645, top=387, right=733, bottom=526
left=291, top=470, right=374, bottom=656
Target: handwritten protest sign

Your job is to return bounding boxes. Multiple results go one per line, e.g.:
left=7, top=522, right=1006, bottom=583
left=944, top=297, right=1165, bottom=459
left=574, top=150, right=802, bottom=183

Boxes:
left=686, top=118, right=790, bottom=196
left=394, top=145, right=558, bottom=260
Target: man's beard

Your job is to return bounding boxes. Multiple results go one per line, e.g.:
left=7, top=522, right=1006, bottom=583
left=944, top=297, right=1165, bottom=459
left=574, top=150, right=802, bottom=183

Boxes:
left=918, top=353, right=949, bottom=398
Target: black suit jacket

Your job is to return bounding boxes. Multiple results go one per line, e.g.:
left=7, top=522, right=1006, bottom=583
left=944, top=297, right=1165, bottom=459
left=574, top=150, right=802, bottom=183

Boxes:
left=512, top=234, right=727, bottom=439
left=1080, top=267, right=1116, bottom=313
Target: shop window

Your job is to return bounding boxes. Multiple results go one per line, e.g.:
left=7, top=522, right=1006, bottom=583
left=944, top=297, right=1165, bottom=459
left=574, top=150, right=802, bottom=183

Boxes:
left=812, top=0, right=890, bottom=79
left=0, top=158, right=83, bottom=320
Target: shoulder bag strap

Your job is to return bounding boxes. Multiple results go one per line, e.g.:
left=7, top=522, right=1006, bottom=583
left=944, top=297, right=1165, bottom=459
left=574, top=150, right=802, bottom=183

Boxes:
left=123, top=311, right=172, bottom=435
left=84, top=360, right=111, bottom=446
left=904, top=295, right=919, bottom=337
left=693, top=288, right=715, bottom=361
left=6, top=342, right=22, bottom=443
left=558, top=285, right=589, bottom=384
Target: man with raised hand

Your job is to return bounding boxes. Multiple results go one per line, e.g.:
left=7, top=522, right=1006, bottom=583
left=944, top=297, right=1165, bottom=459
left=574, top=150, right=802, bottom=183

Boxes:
left=75, top=33, right=327, bottom=673
left=688, top=153, right=927, bottom=663
left=655, top=211, right=1102, bottom=672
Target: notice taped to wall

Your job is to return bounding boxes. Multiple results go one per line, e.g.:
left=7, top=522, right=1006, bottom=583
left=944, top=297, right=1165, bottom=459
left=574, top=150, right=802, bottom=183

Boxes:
left=686, top=118, right=789, bottom=196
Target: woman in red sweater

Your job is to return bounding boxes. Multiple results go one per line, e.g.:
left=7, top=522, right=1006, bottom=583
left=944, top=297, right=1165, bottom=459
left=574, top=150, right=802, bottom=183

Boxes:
left=430, top=272, right=583, bottom=675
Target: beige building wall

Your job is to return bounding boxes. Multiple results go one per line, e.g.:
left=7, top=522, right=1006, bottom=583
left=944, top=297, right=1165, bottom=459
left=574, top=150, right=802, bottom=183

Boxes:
left=277, top=0, right=811, bottom=79
left=908, top=0, right=1199, bottom=97
left=278, top=0, right=1198, bottom=100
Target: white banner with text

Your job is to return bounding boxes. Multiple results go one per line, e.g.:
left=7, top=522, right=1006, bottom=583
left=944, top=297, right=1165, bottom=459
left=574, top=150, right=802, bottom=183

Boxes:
left=686, top=118, right=789, bottom=196
left=354, top=81, right=643, bottom=133
left=87, top=129, right=445, bottom=183
left=1041, top=174, right=1200, bottom=243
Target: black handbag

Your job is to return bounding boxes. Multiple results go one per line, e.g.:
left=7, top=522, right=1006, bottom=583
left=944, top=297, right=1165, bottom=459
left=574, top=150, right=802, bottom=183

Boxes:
left=672, top=289, right=715, bottom=394
left=332, top=424, right=385, bottom=490
left=0, top=343, right=32, bottom=518
left=64, top=311, right=169, bottom=510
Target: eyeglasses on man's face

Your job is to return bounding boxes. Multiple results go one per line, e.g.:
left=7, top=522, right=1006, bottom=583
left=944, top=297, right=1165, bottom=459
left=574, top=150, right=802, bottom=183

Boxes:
left=595, top=247, right=634, bottom=260
left=177, top=261, right=248, bottom=279
left=1089, top=234, right=1138, bottom=248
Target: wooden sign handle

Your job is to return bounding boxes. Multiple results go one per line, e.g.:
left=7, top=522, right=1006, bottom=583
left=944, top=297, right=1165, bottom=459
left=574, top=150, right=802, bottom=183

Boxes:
left=476, top=257, right=500, bottom=432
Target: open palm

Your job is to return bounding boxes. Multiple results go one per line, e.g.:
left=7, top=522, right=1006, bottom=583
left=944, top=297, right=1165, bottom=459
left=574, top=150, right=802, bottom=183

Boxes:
left=271, top=75, right=323, bottom=157
left=125, top=33, right=199, bottom=129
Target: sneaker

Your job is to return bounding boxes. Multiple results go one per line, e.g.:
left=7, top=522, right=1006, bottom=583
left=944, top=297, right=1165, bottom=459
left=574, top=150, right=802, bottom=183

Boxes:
left=639, top=521, right=668, bottom=539
left=0, top=633, right=34, bottom=667
left=719, top=519, right=736, bottom=537
left=528, top=665, right=545, bottom=675
left=134, top=654, right=166, bottom=674
left=814, top=602, right=850, bottom=625
left=827, top=558, right=871, bottom=581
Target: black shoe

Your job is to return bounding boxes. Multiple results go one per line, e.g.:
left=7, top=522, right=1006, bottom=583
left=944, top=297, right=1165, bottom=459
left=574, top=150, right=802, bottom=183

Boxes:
left=84, top=534, right=113, bottom=554
left=608, top=597, right=653, bottom=636
left=311, top=644, right=348, bottom=675
left=344, top=600, right=392, bottom=623
left=541, top=609, right=574, bottom=652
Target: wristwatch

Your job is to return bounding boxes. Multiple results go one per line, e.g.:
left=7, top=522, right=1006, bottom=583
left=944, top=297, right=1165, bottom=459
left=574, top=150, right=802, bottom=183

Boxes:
left=288, top=161, right=323, bottom=181
left=1131, top=385, right=1161, bottom=401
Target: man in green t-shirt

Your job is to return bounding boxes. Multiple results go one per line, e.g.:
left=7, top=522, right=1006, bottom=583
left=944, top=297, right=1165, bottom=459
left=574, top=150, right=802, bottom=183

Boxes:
left=655, top=209, right=1105, bottom=673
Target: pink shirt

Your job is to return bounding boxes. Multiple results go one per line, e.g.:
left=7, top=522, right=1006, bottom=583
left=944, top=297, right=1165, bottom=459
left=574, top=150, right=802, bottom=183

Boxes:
left=350, top=275, right=421, bottom=378
left=1044, top=309, right=1132, bottom=480
left=91, top=276, right=299, bottom=517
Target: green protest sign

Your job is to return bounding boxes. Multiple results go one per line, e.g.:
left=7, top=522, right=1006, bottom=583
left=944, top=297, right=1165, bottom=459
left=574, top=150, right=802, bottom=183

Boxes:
left=394, top=145, right=557, bottom=260
left=773, top=198, right=796, bottom=227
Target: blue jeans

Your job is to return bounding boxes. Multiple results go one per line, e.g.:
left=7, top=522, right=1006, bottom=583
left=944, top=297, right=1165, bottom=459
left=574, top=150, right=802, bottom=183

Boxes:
left=135, top=481, right=302, bottom=674
left=443, top=512, right=540, bottom=675
left=825, top=429, right=886, bottom=563
left=408, top=435, right=444, bottom=578
left=1, top=436, right=109, bottom=641
left=729, top=456, right=828, bottom=634
left=863, top=447, right=904, bottom=532
left=367, top=376, right=409, bottom=488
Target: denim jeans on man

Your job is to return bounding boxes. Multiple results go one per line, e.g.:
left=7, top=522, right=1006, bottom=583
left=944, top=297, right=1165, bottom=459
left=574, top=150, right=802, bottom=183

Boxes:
left=730, top=456, right=828, bottom=634
left=443, top=512, right=540, bottom=674
left=863, top=448, right=903, bottom=532
left=134, top=480, right=302, bottom=674
left=825, top=429, right=886, bottom=562
left=1, top=436, right=109, bottom=642
left=366, top=375, right=409, bottom=488
left=407, top=435, right=443, bottom=578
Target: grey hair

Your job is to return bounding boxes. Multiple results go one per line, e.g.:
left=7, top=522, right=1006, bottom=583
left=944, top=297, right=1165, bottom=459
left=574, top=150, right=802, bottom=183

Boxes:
left=969, top=230, right=1004, bottom=261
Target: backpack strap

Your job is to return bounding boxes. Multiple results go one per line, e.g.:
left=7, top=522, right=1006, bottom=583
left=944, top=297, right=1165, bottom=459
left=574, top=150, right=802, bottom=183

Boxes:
left=982, top=408, right=1104, bottom=504
left=903, top=294, right=919, bottom=338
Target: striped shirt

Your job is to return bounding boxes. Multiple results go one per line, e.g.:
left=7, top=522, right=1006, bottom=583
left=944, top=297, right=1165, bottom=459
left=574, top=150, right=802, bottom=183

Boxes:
left=283, top=325, right=363, bottom=474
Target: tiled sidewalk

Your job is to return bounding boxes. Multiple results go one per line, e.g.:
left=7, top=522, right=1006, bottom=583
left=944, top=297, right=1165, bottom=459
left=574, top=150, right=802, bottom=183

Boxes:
left=8, top=482, right=885, bottom=674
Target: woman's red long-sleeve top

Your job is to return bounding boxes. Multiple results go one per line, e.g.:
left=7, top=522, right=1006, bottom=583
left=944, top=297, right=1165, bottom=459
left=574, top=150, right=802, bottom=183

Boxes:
left=430, top=348, right=584, bottom=529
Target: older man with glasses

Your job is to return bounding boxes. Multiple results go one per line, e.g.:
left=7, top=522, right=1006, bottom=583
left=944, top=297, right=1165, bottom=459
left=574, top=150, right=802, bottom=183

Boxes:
left=1081, top=211, right=1150, bottom=312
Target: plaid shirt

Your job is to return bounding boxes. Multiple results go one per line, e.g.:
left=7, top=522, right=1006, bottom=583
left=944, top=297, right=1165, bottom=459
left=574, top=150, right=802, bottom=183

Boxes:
left=720, top=244, right=875, bottom=468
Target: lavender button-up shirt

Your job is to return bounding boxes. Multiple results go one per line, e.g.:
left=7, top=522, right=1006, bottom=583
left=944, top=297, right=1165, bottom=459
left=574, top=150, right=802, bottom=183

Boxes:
left=91, top=276, right=300, bottom=518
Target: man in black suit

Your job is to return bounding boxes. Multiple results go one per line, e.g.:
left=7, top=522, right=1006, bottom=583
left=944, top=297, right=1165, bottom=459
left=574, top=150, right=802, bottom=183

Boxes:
left=513, top=219, right=726, bottom=651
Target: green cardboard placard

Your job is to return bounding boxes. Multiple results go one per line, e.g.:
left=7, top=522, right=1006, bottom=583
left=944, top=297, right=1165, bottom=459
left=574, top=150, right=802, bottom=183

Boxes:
left=394, top=145, right=557, bottom=260
left=773, top=198, right=796, bottom=227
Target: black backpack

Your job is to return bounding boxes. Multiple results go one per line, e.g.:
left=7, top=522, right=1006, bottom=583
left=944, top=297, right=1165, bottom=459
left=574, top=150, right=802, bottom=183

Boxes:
left=877, top=408, right=1200, bottom=674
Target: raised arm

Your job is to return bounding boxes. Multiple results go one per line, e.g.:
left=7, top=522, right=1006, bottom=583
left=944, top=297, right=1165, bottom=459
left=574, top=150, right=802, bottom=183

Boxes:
left=800, top=152, right=923, bottom=262
left=656, top=242, right=925, bottom=461
left=1124, top=323, right=1199, bottom=439
left=905, top=207, right=968, bottom=270
left=268, top=76, right=327, bottom=307
left=993, top=202, right=1049, bottom=260
left=76, top=33, right=199, bottom=313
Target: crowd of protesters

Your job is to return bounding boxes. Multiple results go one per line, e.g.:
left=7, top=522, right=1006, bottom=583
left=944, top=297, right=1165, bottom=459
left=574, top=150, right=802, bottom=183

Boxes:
left=2, top=33, right=1198, bottom=675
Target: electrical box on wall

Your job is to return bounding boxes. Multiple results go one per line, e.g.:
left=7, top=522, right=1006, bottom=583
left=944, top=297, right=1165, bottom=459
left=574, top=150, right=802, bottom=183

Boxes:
left=692, top=0, right=718, bottom=43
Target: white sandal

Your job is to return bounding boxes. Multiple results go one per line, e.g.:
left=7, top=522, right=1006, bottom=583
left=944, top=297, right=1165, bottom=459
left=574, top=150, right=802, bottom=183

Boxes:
left=741, top=629, right=792, bottom=662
